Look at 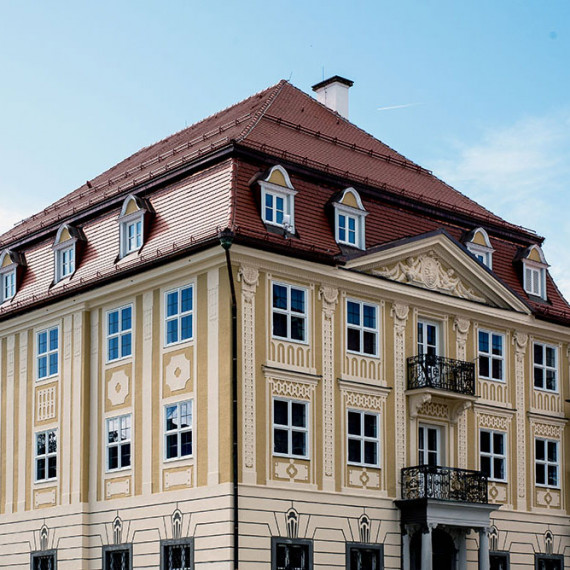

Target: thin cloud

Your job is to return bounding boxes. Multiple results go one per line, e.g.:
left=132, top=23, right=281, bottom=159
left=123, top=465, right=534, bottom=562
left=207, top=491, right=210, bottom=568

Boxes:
left=0, top=206, right=28, bottom=236
left=431, top=110, right=570, bottom=298
left=377, top=103, right=422, bottom=112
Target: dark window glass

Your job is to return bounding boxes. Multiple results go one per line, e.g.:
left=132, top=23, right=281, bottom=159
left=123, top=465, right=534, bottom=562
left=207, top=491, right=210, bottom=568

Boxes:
left=535, top=555, right=563, bottom=570
left=163, top=542, right=192, bottom=570
left=490, top=552, right=509, bottom=570
left=348, top=544, right=383, bottom=570
left=104, top=549, right=130, bottom=570
left=275, top=541, right=311, bottom=570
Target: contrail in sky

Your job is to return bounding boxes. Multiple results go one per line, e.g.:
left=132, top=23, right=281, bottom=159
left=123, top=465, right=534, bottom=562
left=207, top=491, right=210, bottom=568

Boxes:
left=377, top=103, right=421, bottom=111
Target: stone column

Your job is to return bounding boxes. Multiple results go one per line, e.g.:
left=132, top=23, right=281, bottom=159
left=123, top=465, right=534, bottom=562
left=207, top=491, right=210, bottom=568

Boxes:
left=319, top=286, right=339, bottom=492
left=421, top=525, right=434, bottom=570
left=458, top=530, right=468, bottom=569
left=392, top=303, right=410, bottom=495
left=513, top=332, right=528, bottom=510
left=453, top=317, right=471, bottom=468
left=401, top=526, right=411, bottom=570
left=478, top=528, right=490, bottom=570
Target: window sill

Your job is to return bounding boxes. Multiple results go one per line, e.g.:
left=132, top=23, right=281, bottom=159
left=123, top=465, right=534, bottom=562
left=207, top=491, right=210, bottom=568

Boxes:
left=164, top=455, right=194, bottom=464
left=34, top=478, right=57, bottom=486
left=346, top=350, right=379, bottom=359
left=106, top=466, right=132, bottom=474
left=272, top=452, right=310, bottom=461
left=533, top=387, right=559, bottom=394
left=272, top=335, right=309, bottom=346
left=347, top=462, right=381, bottom=469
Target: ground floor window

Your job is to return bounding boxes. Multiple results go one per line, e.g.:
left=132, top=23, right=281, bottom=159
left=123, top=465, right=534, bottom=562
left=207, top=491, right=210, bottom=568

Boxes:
left=162, top=539, right=193, bottom=569
left=490, top=551, right=509, bottom=570
left=31, top=552, right=56, bottom=570
left=272, top=537, right=312, bottom=570
left=535, top=554, right=563, bottom=570
left=103, top=545, right=131, bottom=570
left=347, top=543, right=383, bottom=570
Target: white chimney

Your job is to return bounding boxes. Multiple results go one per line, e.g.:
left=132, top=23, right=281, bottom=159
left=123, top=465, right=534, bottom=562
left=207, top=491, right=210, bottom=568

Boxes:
left=312, top=75, right=354, bottom=119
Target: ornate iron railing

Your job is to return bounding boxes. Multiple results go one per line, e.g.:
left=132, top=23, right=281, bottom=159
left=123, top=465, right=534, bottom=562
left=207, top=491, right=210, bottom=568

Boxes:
left=401, top=465, right=488, bottom=503
left=407, top=354, right=475, bottom=395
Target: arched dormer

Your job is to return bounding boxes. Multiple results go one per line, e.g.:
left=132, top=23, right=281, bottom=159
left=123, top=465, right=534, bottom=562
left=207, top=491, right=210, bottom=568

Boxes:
left=0, top=249, right=24, bottom=303
left=332, top=187, right=367, bottom=250
left=520, top=244, right=548, bottom=300
left=53, top=224, right=84, bottom=283
left=118, top=194, right=152, bottom=258
left=258, top=165, right=298, bottom=234
left=464, top=227, right=494, bottom=268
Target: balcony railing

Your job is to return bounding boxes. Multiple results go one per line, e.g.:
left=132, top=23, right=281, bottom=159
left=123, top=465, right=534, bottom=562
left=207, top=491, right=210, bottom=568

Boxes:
left=407, top=354, right=475, bottom=395
left=401, top=465, right=488, bottom=504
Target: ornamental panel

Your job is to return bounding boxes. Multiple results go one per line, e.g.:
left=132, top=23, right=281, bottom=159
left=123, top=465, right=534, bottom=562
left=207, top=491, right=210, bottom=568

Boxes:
left=273, top=458, right=310, bottom=483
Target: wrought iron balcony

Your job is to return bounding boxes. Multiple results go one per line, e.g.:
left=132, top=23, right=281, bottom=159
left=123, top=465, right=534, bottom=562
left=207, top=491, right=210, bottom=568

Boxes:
left=407, top=354, right=475, bottom=395
left=401, top=465, right=488, bottom=504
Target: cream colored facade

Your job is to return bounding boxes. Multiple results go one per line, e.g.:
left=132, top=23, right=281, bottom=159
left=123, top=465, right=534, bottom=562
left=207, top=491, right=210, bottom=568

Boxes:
left=0, top=230, right=568, bottom=568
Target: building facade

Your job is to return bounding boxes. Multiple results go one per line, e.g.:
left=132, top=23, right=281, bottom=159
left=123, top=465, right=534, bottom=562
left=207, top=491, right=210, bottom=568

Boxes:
left=0, top=78, right=568, bottom=569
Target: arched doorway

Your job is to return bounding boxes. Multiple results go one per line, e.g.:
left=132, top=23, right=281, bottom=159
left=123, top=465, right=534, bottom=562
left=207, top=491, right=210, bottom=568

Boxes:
left=410, top=527, right=456, bottom=570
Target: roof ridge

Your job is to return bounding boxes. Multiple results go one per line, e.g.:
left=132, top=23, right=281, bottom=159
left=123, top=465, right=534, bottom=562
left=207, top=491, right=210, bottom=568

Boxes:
left=235, top=79, right=288, bottom=142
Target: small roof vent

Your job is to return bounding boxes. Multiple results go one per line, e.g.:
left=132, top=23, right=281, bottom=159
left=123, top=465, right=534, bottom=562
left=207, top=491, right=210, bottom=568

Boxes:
left=312, top=75, right=354, bottom=119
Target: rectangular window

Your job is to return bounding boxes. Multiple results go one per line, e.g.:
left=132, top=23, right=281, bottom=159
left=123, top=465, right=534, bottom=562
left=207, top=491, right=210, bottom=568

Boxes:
left=338, top=213, right=357, bottom=245
left=273, top=398, right=308, bottom=458
left=535, top=555, right=563, bottom=570
left=417, top=320, right=439, bottom=356
left=535, top=438, right=559, bottom=488
left=534, top=343, right=557, bottom=391
left=347, top=543, right=383, bottom=570
left=107, top=415, right=132, bottom=471
left=525, top=266, right=543, bottom=297
left=346, top=300, right=378, bottom=356
left=161, top=539, right=193, bottom=570
left=126, top=220, right=142, bottom=253
left=265, top=192, right=285, bottom=225
left=478, top=331, right=504, bottom=381
left=37, top=327, right=59, bottom=380
left=31, top=551, right=57, bottom=570
left=480, top=430, right=506, bottom=481
left=107, top=306, right=132, bottom=361
left=272, top=283, right=307, bottom=342
left=272, top=538, right=312, bottom=570
left=490, top=552, right=509, bottom=570
left=1, top=269, right=16, bottom=302
left=103, top=546, right=131, bottom=570
left=59, top=246, right=75, bottom=278
left=36, top=430, right=57, bottom=482
left=165, top=286, right=193, bottom=345
left=418, top=425, right=440, bottom=466
left=347, top=410, right=380, bottom=467
left=165, top=401, right=193, bottom=460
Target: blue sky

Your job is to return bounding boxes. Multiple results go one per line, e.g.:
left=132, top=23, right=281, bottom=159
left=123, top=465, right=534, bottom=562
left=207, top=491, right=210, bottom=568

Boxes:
left=1, top=1, right=569, bottom=296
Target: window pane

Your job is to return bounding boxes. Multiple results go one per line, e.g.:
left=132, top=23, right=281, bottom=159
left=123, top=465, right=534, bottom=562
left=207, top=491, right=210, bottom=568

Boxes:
left=37, top=433, right=46, bottom=455
left=181, top=287, right=192, bottom=312
left=49, top=353, right=58, bottom=375
left=181, top=315, right=193, bottom=340
left=348, top=438, right=361, bottom=463
left=493, top=433, right=504, bottom=455
left=49, top=328, right=58, bottom=350
left=535, top=439, right=545, bottom=460
left=108, top=312, right=119, bottom=335
left=121, top=443, right=131, bottom=467
left=364, top=414, right=377, bottom=438
left=166, top=320, right=178, bottom=344
left=38, top=332, right=47, bottom=354
left=121, top=333, right=132, bottom=357
left=364, top=441, right=377, bottom=465
left=492, top=358, right=502, bottom=380
left=273, top=284, right=287, bottom=309
left=290, top=288, right=305, bottom=313
left=534, top=343, right=543, bottom=365
left=166, top=434, right=178, bottom=459
left=273, top=313, right=287, bottom=338
left=348, top=412, right=361, bottom=436
left=36, top=458, right=45, bottom=480
left=492, top=335, right=502, bottom=355
left=534, top=368, right=544, bottom=388
left=290, top=316, right=305, bottom=341
left=108, top=337, right=119, bottom=361
left=479, top=356, right=489, bottom=378
left=480, top=431, right=490, bottom=453
left=167, top=292, right=179, bottom=317
left=548, top=465, right=558, bottom=486
left=363, top=305, right=375, bottom=328
left=347, top=301, right=360, bottom=325
left=48, top=431, right=57, bottom=453
left=546, top=347, right=555, bottom=367
left=274, top=429, right=288, bottom=454
left=180, top=402, right=192, bottom=427
left=292, top=431, right=306, bottom=456
left=494, top=458, right=505, bottom=480
left=547, top=441, right=557, bottom=462
left=181, top=431, right=192, bottom=456
left=48, top=456, right=57, bottom=479
left=121, top=307, right=132, bottom=331
left=363, top=331, right=376, bottom=355
left=108, top=446, right=118, bottom=470
left=166, top=405, right=178, bottom=431
left=536, top=463, right=545, bottom=485
left=274, top=400, right=288, bottom=426
left=546, top=370, right=556, bottom=391
left=291, top=403, right=306, bottom=428
left=481, top=456, right=491, bottom=478
left=347, top=328, right=360, bottom=352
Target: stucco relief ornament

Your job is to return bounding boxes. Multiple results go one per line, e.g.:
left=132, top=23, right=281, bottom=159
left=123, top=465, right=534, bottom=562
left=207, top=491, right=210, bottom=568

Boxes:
left=375, top=251, right=485, bottom=302
left=319, top=285, right=338, bottom=319
left=238, top=266, right=259, bottom=303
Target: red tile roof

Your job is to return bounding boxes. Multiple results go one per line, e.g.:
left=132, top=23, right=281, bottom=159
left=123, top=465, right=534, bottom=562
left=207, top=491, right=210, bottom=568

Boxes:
left=1, top=79, right=568, bottom=323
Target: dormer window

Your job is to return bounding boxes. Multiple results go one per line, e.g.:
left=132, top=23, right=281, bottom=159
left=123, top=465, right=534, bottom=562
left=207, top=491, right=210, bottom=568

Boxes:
left=0, top=249, right=22, bottom=303
left=465, top=227, right=494, bottom=268
left=53, top=225, right=83, bottom=284
left=118, top=195, right=150, bottom=258
left=332, top=188, right=367, bottom=250
left=521, top=245, right=548, bottom=300
left=258, top=165, right=298, bottom=233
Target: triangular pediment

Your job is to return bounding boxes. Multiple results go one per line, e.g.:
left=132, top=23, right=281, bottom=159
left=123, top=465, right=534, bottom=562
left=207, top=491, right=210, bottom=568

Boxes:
left=346, top=231, right=530, bottom=313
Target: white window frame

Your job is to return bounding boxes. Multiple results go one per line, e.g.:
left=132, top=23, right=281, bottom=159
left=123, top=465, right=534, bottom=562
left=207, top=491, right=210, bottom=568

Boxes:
left=465, top=228, right=494, bottom=269
left=259, top=166, right=298, bottom=232
left=347, top=409, right=380, bottom=468
left=332, top=188, right=367, bottom=250
left=120, top=213, right=143, bottom=257
left=0, top=266, right=16, bottom=303
left=524, top=263, right=545, bottom=298
left=37, top=326, right=59, bottom=380
left=107, top=305, right=133, bottom=362
left=533, top=342, right=558, bottom=392
left=35, top=429, right=57, bottom=482
left=478, top=330, right=505, bottom=382
left=479, top=429, right=507, bottom=482
left=164, top=400, right=193, bottom=461
left=164, top=285, right=194, bottom=346
left=271, top=282, right=308, bottom=344
left=346, top=299, right=379, bottom=357
left=418, top=424, right=442, bottom=466
left=106, top=414, right=132, bottom=472
left=417, top=319, right=440, bottom=356
left=535, top=438, right=559, bottom=488
left=272, top=397, right=309, bottom=459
